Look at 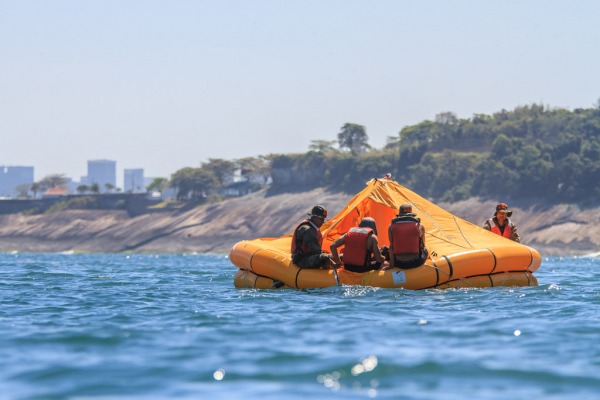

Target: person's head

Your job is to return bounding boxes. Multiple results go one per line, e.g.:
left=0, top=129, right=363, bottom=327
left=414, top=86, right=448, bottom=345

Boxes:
left=397, top=203, right=416, bottom=217
left=495, top=203, right=513, bottom=217
left=358, top=217, right=378, bottom=235
left=307, top=205, right=328, bottom=227
left=495, top=203, right=512, bottom=225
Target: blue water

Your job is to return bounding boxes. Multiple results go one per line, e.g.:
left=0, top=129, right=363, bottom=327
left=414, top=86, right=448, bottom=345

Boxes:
left=1, top=254, right=599, bottom=400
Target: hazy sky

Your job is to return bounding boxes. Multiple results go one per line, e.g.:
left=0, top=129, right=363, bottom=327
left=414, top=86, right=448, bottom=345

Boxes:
left=1, top=1, right=599, bottom=188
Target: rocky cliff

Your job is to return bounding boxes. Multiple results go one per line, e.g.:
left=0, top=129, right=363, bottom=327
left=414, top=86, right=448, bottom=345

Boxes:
left=0, top=187, right=598, bottom=256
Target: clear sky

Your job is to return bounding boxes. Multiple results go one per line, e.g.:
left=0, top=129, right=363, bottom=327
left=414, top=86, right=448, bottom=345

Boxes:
left=1, top=1, right=599, bottom=188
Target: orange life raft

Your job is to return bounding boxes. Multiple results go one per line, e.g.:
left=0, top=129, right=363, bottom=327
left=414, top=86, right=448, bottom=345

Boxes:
left=230, top=179, right=541, bottom=290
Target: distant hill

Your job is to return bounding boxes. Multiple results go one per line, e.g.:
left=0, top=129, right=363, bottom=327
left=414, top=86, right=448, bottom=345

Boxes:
left=139, top=103, right=600, bottom=210
left=268, top=104, right=600, bottom=205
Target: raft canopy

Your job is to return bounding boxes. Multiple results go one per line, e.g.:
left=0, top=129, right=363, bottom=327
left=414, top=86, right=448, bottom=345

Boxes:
left=329, top=178, right=532, bottom=256
left=257, top=178, right=539, bottom=263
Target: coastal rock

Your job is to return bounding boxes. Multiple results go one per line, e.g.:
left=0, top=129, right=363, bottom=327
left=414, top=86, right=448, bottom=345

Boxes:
left=0, top=188, right=598, bottom=256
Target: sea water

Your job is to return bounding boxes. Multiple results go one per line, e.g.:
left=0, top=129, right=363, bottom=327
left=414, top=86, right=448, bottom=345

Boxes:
left=0, top=253, right=599, bottom=400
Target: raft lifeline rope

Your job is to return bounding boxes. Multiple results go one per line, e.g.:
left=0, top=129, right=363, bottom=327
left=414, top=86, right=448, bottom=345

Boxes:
left=426, top=257, right=475, bottom=288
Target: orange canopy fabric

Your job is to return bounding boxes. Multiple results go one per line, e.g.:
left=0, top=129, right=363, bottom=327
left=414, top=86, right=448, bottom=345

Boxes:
left=244, top=178, right=537, bottom=264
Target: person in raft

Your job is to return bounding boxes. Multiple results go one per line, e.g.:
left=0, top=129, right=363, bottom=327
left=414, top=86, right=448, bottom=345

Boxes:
left=387, top=204, right=429, bottom=269
left=483, top=203, right=520, bottom=242
left=329, top=217, right=387, bottom=272
left=291, top=205, right=333, bottom=269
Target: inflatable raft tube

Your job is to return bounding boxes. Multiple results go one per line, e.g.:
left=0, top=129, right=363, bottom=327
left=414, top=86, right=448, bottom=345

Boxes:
left=230, top=239, right=539, bottom=289
left=234, top=268, right=538, bottom=290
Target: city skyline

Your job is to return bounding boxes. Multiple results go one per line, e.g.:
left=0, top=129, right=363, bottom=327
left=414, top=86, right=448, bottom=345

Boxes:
left=0, top=159, right=153, bottom=197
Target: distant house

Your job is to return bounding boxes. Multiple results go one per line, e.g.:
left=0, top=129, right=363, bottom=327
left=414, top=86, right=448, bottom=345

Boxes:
left=222, top=181, right=260, bottom=197
left=223, top=166, right=242, bottom=186
left=42, top=187, right=70, bottom=198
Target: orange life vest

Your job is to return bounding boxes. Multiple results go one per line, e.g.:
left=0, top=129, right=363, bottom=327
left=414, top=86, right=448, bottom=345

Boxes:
left=390, top=216, right=422, bottom=256
left=342, top=227, right=373, bottom=267
left=488, top=218, right=514, bottom=239
left=291, top=220, right=323, bottom=255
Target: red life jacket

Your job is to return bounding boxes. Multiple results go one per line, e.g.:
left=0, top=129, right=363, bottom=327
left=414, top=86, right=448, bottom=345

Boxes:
left=291, top=220, right=323, bottom=255
left=342, top=227, right=373, bottom=267
left=390, top=216, right=422, bottom=256
left=488, top=218, right=514, bottom=239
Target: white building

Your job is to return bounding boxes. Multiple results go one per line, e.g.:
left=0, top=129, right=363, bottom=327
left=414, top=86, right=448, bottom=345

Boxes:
left=0, top=165, right=34, bottom=198
left=83, top=160, right=116, bottom=192
left=124, top=168, right=145, bottom=193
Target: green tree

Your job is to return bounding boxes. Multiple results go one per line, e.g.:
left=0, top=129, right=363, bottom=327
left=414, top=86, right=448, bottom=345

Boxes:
left=201, top=158, right=236, bottom=187
left=38, top=174, right=68, bottom=191
left=30, top=182, right=41, bottom=198
left=556, top=153, right=584, bottom=201
left=309, top=139, right=337, bottom=153
left=472, top=160, right=519, bottom=196
left=383, top=135, right=400, bottom=151
left=170, top=167, right=196, bottom=200
left=146, top=177, right=169, bottom=194
left=337, top=123, right=370, bottom=155
left=399, top=121, right=437, bottom=150
left=15, top=184, right=31, bottom=199
left=491, top=134, right=515, bottom=159
left=190, top=168, right=219, bottom=199
left=76, top=185, right=89, bottom=194
left=170, top=167, right=218, bottom=200
left=434, top=112, right=458, bottom=125
left=519, top=158, right=554, bottom=197
left=90, top=183, right=100, bottom=194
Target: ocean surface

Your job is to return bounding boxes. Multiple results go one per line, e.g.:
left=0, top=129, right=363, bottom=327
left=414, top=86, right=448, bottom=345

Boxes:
left=1, top=253, right=599, bottom=400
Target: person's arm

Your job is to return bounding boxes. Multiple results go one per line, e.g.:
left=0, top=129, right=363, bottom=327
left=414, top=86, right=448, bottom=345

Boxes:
left=370, top=235, right=384, bottom=263
left=482, top=220, right=491, bottom=230
left=329, top=235, right=345, bottom=265
left=510, top=224, right=521, bottom=243
left=420, top=225, right=426, bottom=249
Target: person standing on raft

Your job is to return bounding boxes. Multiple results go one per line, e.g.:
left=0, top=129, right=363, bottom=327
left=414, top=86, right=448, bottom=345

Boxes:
left=291, top=205, right=333, bottom=269
left=387, top=204, right=429, bottom=269
left=329, top=217, right=387, bottom=272
left=483, top=203, right=520, bottom=242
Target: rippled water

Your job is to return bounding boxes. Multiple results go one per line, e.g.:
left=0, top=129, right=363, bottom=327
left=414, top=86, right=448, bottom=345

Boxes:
left=0, top=253, right=599, bottom=399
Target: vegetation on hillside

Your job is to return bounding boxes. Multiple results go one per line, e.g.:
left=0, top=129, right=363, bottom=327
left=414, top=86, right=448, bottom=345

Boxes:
left=167, top=103, right=600, bottom=205
left=391, top=104, right=600, bottom=204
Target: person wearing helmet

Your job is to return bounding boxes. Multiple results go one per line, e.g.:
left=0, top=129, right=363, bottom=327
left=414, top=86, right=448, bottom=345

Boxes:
left=387, top=204, right=428, bottom=269
left=291, top=205, right=333, bottom=269
left=329, top=217, right=387, bottom=272
left=483, top=203, right=520, bottom=242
